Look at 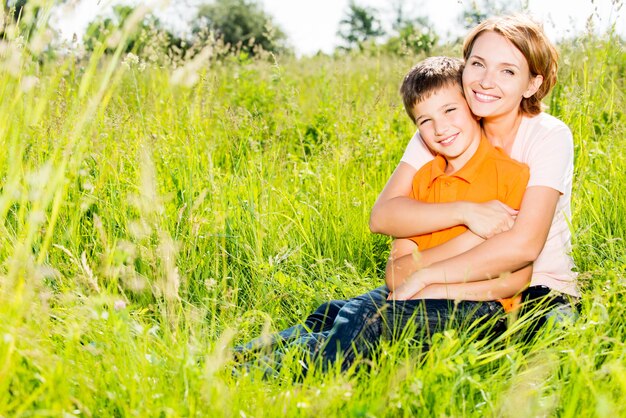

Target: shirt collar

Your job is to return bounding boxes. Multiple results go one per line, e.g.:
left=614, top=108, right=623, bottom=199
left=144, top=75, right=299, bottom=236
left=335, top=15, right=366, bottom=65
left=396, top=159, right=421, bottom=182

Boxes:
left=427, top=136, right=494, bottom=186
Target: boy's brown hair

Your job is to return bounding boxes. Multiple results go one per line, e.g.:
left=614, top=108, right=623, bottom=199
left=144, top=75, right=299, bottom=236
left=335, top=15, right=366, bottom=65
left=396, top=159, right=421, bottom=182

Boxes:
left=400, top=56, right=464, bottom=124
left=463, top=14, right=559, bottom=116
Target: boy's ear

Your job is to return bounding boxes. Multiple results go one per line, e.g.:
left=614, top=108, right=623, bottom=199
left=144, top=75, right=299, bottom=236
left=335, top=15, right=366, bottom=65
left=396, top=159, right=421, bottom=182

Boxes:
left=523, top=75, right=544, bottom=98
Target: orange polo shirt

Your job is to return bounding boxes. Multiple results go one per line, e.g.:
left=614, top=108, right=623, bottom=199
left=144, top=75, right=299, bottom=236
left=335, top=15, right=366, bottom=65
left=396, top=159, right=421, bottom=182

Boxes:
left=409, top=136, right=530, bottom=310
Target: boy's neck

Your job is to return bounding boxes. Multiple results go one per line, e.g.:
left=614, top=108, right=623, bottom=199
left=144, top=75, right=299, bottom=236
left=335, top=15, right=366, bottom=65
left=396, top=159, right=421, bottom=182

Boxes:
left=481, top=111, right=524, bottom=153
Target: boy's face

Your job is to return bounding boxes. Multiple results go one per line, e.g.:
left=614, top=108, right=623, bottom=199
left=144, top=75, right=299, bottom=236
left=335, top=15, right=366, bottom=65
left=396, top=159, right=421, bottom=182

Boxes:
left=412, top=84, right=481, bottom=173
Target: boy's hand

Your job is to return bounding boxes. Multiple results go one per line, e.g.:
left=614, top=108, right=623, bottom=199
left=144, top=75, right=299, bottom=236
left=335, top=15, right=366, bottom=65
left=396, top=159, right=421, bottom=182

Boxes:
left=462, top=200, right=518, bottom=239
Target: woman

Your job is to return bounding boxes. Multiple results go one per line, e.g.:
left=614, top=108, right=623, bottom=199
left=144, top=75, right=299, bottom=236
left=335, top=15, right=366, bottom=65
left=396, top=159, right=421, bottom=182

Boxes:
left=235, top=14, right=579, bottom=373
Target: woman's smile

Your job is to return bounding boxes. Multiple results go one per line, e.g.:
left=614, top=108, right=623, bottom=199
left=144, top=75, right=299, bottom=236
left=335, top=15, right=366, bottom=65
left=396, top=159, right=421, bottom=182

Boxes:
left=472, top=90, right=500, bottom=103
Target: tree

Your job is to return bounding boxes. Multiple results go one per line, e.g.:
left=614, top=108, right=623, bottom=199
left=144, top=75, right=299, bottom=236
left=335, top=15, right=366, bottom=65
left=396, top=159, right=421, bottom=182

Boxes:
left=337, top=1, right=385, bottom=51
left=83, top=5, right=184, bottom=61
left=194, top=0, right=287, bottom=56
left=384, top=17, right=438, bottom=55
left=2, top=0, right=40, bottom=39
left=459, top=0, right=522, bottom=29
left=84, top=5, right=135, bottom=53
left=384, top=0, right=438, bottom=55
left=3, top=0, right=26, bottom=19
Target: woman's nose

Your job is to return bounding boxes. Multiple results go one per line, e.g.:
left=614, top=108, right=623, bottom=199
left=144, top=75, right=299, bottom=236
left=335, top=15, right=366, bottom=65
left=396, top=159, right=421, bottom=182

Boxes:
left=479, top=71, right=496, bottom=89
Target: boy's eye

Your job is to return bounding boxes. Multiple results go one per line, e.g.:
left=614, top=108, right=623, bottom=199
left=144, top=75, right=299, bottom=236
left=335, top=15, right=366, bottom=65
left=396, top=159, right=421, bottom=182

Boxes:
left=445, top=107, right=456, bottom=113
left=418, top=119, right=431, bottom=126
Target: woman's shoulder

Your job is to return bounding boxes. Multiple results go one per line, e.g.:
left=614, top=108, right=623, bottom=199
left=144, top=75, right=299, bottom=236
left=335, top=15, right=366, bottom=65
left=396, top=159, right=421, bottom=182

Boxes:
left=514, top=112, right=574, bottom=165
left=522, top=112, right=572, bottom=136
left=517, top=112, right=573, bottom=151
left=401, top=129, right=435, bottom=170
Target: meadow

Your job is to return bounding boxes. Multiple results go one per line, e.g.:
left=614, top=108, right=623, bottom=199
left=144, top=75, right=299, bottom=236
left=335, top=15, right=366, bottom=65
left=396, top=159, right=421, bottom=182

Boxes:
left=0, top=15, right=625, bottom=417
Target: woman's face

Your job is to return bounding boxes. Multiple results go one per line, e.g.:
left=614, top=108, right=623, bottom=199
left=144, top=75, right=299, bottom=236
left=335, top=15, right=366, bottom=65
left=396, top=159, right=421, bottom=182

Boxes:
left=462, top=31, right=543, bottom=119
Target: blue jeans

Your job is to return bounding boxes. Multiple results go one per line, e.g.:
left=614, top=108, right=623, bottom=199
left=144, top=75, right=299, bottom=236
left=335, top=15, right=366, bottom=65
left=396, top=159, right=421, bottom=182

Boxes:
left=234, top=285, right=575, bottom=373
left=516, top=285, right=579, bottom=343
left=233, top=286, right=389, bottom=369
left=234, top=287, right=504, bottom=372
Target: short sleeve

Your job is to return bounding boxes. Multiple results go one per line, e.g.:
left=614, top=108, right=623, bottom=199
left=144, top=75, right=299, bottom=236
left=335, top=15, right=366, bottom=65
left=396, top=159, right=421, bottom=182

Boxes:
left=400, top=129, right=435, bottom=170
left=525, top=124, right=574, bottom=193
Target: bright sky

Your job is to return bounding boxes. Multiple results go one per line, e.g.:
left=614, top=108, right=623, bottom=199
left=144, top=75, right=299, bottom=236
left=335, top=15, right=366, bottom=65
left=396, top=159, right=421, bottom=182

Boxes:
left=52, top=0, right=625, bottom=56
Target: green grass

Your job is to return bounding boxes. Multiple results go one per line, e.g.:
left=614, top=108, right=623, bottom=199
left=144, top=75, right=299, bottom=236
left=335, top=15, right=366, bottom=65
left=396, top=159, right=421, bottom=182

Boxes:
left=0, top=17, right=625, bottom=418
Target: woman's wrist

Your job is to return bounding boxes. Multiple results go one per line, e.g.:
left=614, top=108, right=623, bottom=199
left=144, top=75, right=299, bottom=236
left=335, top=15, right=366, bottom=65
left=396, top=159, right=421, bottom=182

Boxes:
left=408, top=268, right=433, bottom=288
left=414, top=284, right=448, bottom=299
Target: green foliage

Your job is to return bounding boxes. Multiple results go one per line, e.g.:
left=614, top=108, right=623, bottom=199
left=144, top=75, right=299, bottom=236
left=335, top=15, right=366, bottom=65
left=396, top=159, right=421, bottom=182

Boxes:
left=83, top=5, right=184, bottom=61
left=458, top=0, right=523, bottom=29
left=338, top=1, right=438, bottom=56
left=2, top=0, right=27, bottom=22
left=337, top=1, right=385, bottom=51
left=1, top=0, right=42, bottom=41
left=195, top=0, right=288, bottom=56
left=0, top=10, right=625, bottom=416
left=383, top=17, right=438, bottom=56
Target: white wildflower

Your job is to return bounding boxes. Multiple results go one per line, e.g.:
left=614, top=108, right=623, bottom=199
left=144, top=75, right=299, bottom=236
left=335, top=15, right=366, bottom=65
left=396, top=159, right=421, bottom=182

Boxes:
left=20, top=75, right=39, bottom=92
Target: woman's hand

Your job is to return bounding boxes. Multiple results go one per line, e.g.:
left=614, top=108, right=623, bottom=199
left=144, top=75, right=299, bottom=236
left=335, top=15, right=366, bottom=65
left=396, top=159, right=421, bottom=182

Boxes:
left=387, top=272, right=428, bottom=300
left=461, top=200, right=518, bottom=239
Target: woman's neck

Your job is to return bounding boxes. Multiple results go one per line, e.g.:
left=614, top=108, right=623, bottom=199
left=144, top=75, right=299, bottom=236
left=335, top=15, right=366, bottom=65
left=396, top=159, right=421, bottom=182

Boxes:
left=482, top=111, right=524, bottom=153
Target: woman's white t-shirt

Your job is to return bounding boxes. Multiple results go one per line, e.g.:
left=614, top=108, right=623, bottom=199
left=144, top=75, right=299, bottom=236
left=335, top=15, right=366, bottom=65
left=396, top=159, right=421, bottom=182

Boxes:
left=400, top=112, right=579, bottom=297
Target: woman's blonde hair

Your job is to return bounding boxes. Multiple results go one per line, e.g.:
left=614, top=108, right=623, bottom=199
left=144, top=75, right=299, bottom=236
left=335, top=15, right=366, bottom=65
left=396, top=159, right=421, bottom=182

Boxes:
left=463, top=14, right=559, bottom=115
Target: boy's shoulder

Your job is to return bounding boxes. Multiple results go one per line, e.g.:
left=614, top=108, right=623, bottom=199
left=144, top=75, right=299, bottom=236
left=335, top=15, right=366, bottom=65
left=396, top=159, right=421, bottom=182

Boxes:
left=413, top=153, right=445, bottom=180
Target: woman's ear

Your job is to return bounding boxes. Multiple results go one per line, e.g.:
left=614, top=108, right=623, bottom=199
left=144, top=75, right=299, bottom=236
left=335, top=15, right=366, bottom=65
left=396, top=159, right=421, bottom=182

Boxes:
left=523, top=75, right=544, bottom=98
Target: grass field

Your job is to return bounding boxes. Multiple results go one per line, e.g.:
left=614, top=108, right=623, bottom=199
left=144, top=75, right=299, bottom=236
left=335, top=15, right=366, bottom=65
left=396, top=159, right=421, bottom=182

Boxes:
left=0, top=12, right=625, bottom=417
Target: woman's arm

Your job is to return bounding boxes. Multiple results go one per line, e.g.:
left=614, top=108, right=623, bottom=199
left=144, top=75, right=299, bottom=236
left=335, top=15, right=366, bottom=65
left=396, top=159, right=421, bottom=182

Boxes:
left=386, top=231, right=486, bottom=292
left=369, top=162, right=517, bottom=238
left=385, top=239, right=420, bottom=291
left=408, top=264, right=532, bottom=301
left=418, top=230, right=485, bottom=266
left=388, top=233, right=532, bottom=301
left=399, top=186, right=559, bottom=293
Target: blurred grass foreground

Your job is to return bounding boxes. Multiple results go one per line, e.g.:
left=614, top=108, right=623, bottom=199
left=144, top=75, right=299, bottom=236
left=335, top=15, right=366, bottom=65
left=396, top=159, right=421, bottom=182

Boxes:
left=0, top=1, right=625, bottom=416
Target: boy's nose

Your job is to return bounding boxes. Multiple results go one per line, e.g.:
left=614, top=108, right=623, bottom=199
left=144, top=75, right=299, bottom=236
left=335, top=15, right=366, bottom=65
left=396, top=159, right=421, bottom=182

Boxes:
left=434, top=120, right=449, bottom=136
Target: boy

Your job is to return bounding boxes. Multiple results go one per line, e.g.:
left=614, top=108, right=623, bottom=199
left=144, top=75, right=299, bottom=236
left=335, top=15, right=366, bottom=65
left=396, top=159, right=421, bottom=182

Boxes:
left=386, top=56, right=531, bottom=308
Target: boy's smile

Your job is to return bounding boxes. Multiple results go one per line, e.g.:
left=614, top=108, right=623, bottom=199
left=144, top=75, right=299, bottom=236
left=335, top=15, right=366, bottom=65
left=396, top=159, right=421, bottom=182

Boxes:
left=438, top=133, right=459, bottom=146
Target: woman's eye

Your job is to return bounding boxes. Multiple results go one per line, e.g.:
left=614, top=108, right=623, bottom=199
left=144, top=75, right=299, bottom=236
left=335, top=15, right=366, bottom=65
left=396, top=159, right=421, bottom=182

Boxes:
left=503, top=69, right=515, bottom=75
left=471, top=61, right=483, bottom=67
